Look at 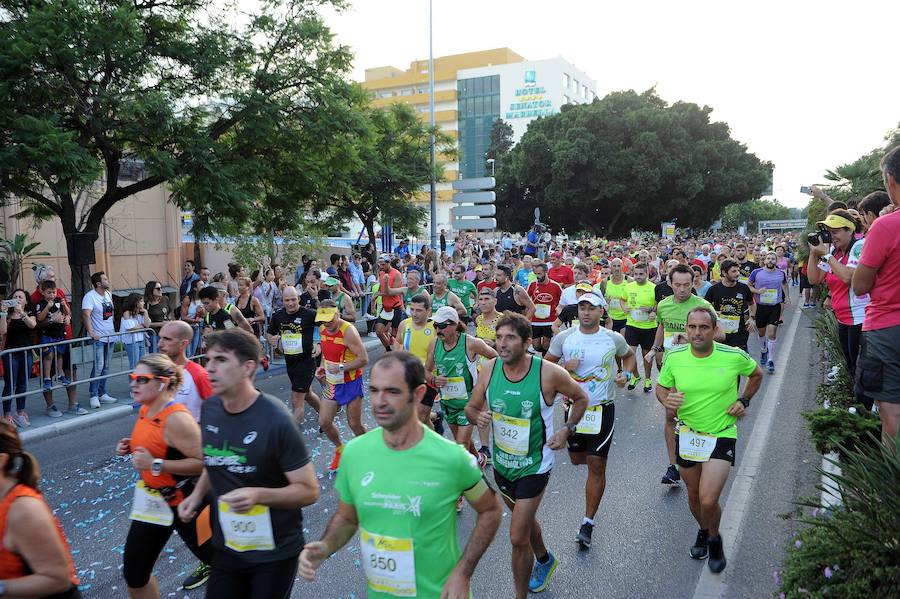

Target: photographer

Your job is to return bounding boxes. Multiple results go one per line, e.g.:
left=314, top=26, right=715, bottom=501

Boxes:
left=807, top=210, right=868, bottom=384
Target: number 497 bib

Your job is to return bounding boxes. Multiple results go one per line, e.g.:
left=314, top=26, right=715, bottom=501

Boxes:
left=677, top=425, right=717, bottom=462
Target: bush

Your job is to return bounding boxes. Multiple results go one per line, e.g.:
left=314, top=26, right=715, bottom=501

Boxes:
left=809, top=311, right=856, bottom=409
left=803, top=408, right=882, bottom=459
left=778, top=436, right=900, bottom=598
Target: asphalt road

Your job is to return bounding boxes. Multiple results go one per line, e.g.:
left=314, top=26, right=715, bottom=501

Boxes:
left=27, top=305, right=822, bottom=598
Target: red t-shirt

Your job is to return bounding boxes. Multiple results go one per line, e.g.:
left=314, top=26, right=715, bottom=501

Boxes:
left=527, top=280, right=562, bottom=324
left=477, top=280, right=497, bottom=292
left=379, top=268, right=404, bottom=310
left=859, top=211, right=900, bottom=331
left=547, top=265, right=574, bottom=287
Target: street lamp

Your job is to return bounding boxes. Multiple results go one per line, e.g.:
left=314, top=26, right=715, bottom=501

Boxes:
left=486, top=158, right=495, bottom=177
left=428, top=0, right=436, bottom=250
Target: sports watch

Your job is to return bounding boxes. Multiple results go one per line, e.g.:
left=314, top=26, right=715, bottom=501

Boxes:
left=564, top=422, right=577, bottom=435
left=151, top=458, right=164, bottom=477
left=738, top=398, right=750, bottom=408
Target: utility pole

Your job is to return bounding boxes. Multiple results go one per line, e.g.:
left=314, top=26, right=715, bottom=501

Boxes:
left=428, top=0, right=437, bottom=250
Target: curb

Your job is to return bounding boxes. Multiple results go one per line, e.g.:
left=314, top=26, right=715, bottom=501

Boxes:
left=21, top=405, right=135, bottom=444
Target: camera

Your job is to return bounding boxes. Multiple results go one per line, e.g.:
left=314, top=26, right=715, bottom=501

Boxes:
left=807, top=228, right=832, bottom=247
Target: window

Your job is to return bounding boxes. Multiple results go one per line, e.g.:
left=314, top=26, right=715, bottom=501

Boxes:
left=582, top=84, right=587, bottom=98
left=474, top=77, right=483, bottom=95
left=563, top=73, right=570, bottom=89
left=573, top=78, right=579, bottom=92
left=400, top=88, right=413, bottom=96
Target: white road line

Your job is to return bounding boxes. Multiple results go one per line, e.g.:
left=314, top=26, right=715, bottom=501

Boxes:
left=692, top=308, right=802, bottom=599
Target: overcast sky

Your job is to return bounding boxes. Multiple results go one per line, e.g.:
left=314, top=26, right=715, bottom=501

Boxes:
left=323, top=0, right=899, bottom=208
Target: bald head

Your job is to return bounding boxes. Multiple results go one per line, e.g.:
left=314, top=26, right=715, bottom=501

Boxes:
left=161, top=320, right=193, bottom=342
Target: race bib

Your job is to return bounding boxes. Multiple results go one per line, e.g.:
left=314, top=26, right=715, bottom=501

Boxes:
left=719, top=314, right=740, bottom=334
left=630, top=309, right=649, bottom=322
left=442, top=376, right=468, bottom=401
left=223, top=319, right=235, bottom=329
left=575, top=405, right=603, bottom=435
left=217, top=501, right=275, bottom=552
left=492, top=412, right=530, bottom=456
left=323, top=360, right=344, bottom=385
left=360, top=528, right=416, bottom=597
left=738, top=276, right=749, bottom=285
left=759, top=289, right=778, bottom=305
left=663, top=331, right=677, bottom=350
left=281, top=332, right=303, bottom=355
left=678, top=425, right=717, bottom=462
left=534, top=304, right=551, bottom=319
left=129, top=481, right=173, bottom=527
left=608, top=298, right=622, bottom=311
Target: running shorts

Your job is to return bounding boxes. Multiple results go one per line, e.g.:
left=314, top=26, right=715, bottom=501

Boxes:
left=624, top=325, right=656, bottom=350
left=285, top=356, right=316, bottom=393
left=441, top=400, right=470, bottom=426
left=329, top=377, right=363, bottom=407
left=723, top=331, right=749, bottom=352
left=754, top=304, right=780, bottom=328
left=493, top=471, right=551, bottom=502
left=856, top=326, right=900, bottom=405
left=676, top=435, right=736, bottom=468
left=611, top=318, right=627, bottom=333
left=566, top=403, right=615, bottom=458
left=376, top=309, right=406, bottom=329
left=531, top=324, right=553, bottom=339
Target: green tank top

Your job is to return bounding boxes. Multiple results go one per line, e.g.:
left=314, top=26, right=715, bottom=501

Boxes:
left=604, top=278, right=628, bottom=320
left=403, top=286, right=424, bottom=306
left=434, top=334, right=473, bottom=409
left=431, top=291, right=449, bottom=313
left=486, top=356, right=553, bottom=481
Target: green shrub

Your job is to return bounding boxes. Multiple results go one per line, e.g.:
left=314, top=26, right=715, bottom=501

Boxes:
left=803, top=408, right=882, bottom=458
left=809, top=310, right=855, bottom=409
left=778, top=436, right=900, bottom=598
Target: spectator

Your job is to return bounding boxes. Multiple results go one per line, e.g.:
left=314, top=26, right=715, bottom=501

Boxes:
left=82, top=271, right=118, bottom=408
left=326, top=253, right=340, bottom=277
left=180, top=278, right=205, bottom=357
left=34, top=279, right=71, bottom=391
left=336, top=255, right=355, bottom=297
left=1, top=289, right=37, bottom=428
left=119, top=293, right=150, bottom=369
left=179, top=260, right=199, bottom=300
left=143, top=280, right=171, bottom=337
left=348, top=254, right=366, bottom=297
left=851, top=144, right=900, bottom=443
left=198, top=266, right=211, bottom=287
left=857, top=190, right=891, bottom=232
left=256, top=268, right=279, bottom=318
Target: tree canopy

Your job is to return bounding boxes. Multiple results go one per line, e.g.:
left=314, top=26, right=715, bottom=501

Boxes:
left=719, top=198, right=792, bottom=230
left=494, top=89, right=772, bottom=235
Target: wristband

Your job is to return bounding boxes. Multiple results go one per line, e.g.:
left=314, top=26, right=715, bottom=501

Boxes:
left=738, top=398, right=750, bottom=408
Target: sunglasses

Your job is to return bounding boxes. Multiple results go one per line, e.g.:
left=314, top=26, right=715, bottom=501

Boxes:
left=129, top=374, right=170, bottom=385
left=155, top=286, right=162, bottom=290
left=435, top=321, right=455, bottom=329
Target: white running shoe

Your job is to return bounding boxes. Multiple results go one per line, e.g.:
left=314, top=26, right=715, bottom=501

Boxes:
left=89, top=396, right=101, bottom=409
left=99, top=394, right=118, bottom=404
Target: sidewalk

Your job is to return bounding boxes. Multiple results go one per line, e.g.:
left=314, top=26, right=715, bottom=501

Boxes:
left=19, top=336, right=386, bottom=444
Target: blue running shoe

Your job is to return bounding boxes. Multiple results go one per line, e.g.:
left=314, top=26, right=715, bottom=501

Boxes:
left=529, top=552, right=558, bottom=593
left=767, top=360, right=775, bottom=374
left=759, top=350, right=768, bottom=366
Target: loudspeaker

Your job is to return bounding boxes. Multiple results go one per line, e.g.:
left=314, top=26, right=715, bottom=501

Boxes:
left=67, top=233, right=97, bottom=266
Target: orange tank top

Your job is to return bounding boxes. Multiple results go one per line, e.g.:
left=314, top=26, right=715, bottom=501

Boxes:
left=319, top=321, right=362, bottom=383
left=131, top=401, right=191, bottom=505
left=0, top=484, right=80, bottom=586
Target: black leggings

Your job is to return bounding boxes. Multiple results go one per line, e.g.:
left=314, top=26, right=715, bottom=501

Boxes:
left=837, top=322, right=863, bottom=377
left=123, top=504, right=213, bottom=588
left=205, top=552, right=299, bottom=599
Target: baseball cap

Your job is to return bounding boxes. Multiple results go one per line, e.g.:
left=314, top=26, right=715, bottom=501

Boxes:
left=315, top=306, right=337, bottom=322
left=577, top=293, right=604, bottom=307
left=817, top=213, right=857, bottom=231
left=323, top=276, right=339, bottom=286
left=378, top=254, right=390, bottom=262
left=575, top=282, right=593, bottom=293
left=432, top=306, right=460, bottom=324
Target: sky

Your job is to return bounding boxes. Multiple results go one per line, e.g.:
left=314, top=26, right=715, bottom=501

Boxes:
left=322, top=0, right=899, bottom=208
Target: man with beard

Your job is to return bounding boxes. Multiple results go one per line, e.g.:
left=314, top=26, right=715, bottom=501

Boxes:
left=748, top=251, right=790, bottom=373
left=526, top=263, right=562, bottom=356
left=705, top=260, right=756, bottom=352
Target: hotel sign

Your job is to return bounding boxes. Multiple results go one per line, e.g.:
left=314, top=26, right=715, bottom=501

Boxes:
left=506, top=69, right=554, bottom=120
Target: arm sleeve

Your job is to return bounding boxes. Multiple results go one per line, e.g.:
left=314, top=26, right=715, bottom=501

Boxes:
left=847, top=238, right=865, bottom=268
left=858, top=227, right=886, bottom=269
left=738, top=352, right=758, bottom=377
left=267, top=315, right=279, bottom=336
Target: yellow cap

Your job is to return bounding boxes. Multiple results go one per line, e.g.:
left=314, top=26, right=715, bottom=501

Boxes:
left=315, top=307, right=338, bottom=322
left=817, top=213, right=857, bottom=231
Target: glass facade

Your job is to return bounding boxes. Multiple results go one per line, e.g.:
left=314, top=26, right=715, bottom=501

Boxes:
left=457, top=75, right=501, bottom=179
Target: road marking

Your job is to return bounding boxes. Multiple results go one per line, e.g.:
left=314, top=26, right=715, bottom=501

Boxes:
left=691, top=308, right=802, bottom=598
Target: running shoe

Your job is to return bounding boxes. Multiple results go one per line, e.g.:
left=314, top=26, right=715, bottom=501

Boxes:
left=707, top=534, right=727, bottom=573
left=661, top=464, right=680, bottom=485
left=67, top=404, right=89, bottom=416
left=46, top=405, right=63, bottom=418
left=100, top=393, right=118, bottom=404
left=767, top=360, right=775, bottom=374
left=182, top=562, right=211, bottom=590
left=690, top=529, right=709, bottom=560
left=42, top=378, right=53, bottom=391
left=261, top=355, right=270, bottom=372
left=478, top=445, right=492, bottom=465
left=643, top=377, right=653, bottom=393
left=528, top=552, right=559, bottom=593
left=328, top=447, right=343, bottom=473
left=59, top=375, right=72, bottom=386
left=759, top=350, right=768, bottom=366
left=11, top=413, right=29, bottom=428
left=627, top=376, right=640, bottom=391
left=576, top=523, right=593, bottom=548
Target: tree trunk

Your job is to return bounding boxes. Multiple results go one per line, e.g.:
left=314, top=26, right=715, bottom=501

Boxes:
left=606, top=205, right=626, bottom=237
left=363, top=217, right=376, bottom=255
left=62, top=223, right=98, bottom=338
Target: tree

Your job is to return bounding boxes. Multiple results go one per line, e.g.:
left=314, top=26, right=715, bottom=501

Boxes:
left=817, top=125, right=899, bottom=204
left=0, top=234, right=50, bottom=290
left=485, top=119, right=514, bottom=176
left=495, top=90, right=772, bottom=235
left=719, top=198, right=792, bottom=230
left=229, top=225, right=326, bottom=275
left=0, top=0, right=351, bottom=331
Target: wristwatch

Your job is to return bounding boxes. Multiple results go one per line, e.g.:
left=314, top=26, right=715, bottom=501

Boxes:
left=653, top=345, right=665, bottom=353
left=820, top=253, right=833, bottom=263
left=339, top=363, right=345, bottom=372
left=738, top=397, right=750, bottom=408
left=564, top=422, right=577, bottom=435
left=151, top=458, right=164, bottom=477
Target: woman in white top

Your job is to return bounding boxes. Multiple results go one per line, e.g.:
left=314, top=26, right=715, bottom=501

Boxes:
left=179, top=279, right=205, bottom=357
left=119, top=293, right=150, bottom=369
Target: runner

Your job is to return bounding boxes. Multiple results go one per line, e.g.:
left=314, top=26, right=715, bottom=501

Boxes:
left=527, top=262, right=563, bottom=356
left=177, top=328, right=319, bottom=599
left=426, top=306, right=497, bottom=470
left=622, top=263, right=658, bottom=392
left=603, top=258, right=630, bottom=335
left=647, top=264, right=717, bottom=486
left=546, top=293, right=635, bottom=548
left=448, top=264, right=478, bottom=324
left=374, top=256, right=406, bottom=351
left=733, top=243, right=759, bottom=286
left=265, top=286, right=321, bottom=423
left=297, top=351, right=503, bottom=598
left=0, top=421, right=82, bottom=598
left=465, top=313, right=589, bottom=598
left=474, top=288, right=502, bottom=349
left=656, top=306, right=762, bottom=573
left=748, top=251, right=790, bottom=373
left=199, top=286, right=252, bottom=336
left=117, top=353, right=213, bottom=598
left=494, top=265, right=534, bottom=317
left=392, top=294, right=441, bottom=427
left=705, top=260, right=755, bottom=351
left=315, top=299, right=368, bottom=473
left=552, top=282, right=594, bottom=335
left=322, top=276, right=357, bottom=323
left=429, top=273, right=466, bottom=317
left=401, top=268, right=431, bottom=308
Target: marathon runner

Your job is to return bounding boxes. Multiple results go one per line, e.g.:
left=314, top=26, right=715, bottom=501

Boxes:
left=733, top=243, right=759, bottom=286
left=465, top=312, right=589, bottom=598
left=656, top=306, right=762, bottom=573
left=117, top=354, right=212, bottom=597
left=546, top=293, right=635, bottom=548
left=552, top=282, right=594, bottom=335
left=748, top=251, right=790, bottom=373
left=622, top=262, right=658, bottom=392
left=322, top=276, right=356, bottom=323
left=474, top=288, right=502, bottom=348
left=448, top=264, right=478, bottom=323
left=401, top=268, right=431, bottom=308
left=494, top=265, right=534, bottom=317
left=430, top=273, right=466, bottom=317
left=527, top=262, right=563, bottom=356
left=178, top=329, right=319, bottom=599
left=603, top=258, right=630, bottom=335
left=315, top=300, right=368, bottom=473
left=704, top=260, right=755, bottom=351
left=392, top=294, right=441, bottom=427
left=374, top=256, right=406, bottom=351
left=265, top=286, right=321, bottom=423
left=646, top=264, right=718, bottom=486
left=199, top=286, right=252, bottom=336
left=298, top=351, right=502, bottom=598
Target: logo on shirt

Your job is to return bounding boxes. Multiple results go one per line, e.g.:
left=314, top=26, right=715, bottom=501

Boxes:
left=520, top=400, right=534, bottom=418
left=205, top=425, right=219, bottom=434
left=490, top=399, right=507, bottom=413
left=361, top=472, right=375, bottom=487
left=363, top=493, right=423, bottom=517
left=243, top=431, right=258, bottom=445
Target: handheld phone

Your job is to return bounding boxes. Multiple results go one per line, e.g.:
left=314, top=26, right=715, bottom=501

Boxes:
left=1, top=299, right=19, bottom=309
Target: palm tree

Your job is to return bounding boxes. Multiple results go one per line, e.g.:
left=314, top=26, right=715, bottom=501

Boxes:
left=0, top=234, right=50, bottom=291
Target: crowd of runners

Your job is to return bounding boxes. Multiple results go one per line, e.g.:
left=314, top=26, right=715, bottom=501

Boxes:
left=1, top=144, right=898, bottom=599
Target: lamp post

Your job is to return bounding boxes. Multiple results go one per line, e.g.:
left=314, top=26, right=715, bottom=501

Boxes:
left=486, top=158, right=495, bottom=177
left=428, top=0, right=437, bottom=250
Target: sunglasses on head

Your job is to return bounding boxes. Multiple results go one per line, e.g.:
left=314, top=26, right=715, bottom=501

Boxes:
left=129, top=374, right=170, bottom=385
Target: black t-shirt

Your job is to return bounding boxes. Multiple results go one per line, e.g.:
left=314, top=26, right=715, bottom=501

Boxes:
left=35, top=298, right=65, bottom=338
left=299, top=289, right=331, bottom=311
left=200, top=392, right=311, bottom=563
left=267, top=308, right=317, bottom=361
left=705, top=282, right=754, bottom=336
left=2, top=310, right=36, bottom=349
left=147, top=300, right=171, bottom=323
left=205, top=305, right=237, bottom=332
left=738, top=261, right=759, bottom=282
left=558, top=304, right=579, bottom=328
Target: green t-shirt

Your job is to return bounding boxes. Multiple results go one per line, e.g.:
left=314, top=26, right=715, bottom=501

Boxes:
left=335, top=427, right=483, bottom=598
left=624, top=281, right=657, bottom=329
left=657, top=343, right=758, bottom=439
left=447, top=278, right=477, bottom=315
left=603, top=278, right=629, bottom=320
left=656, top=295, right=714, bottom=350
